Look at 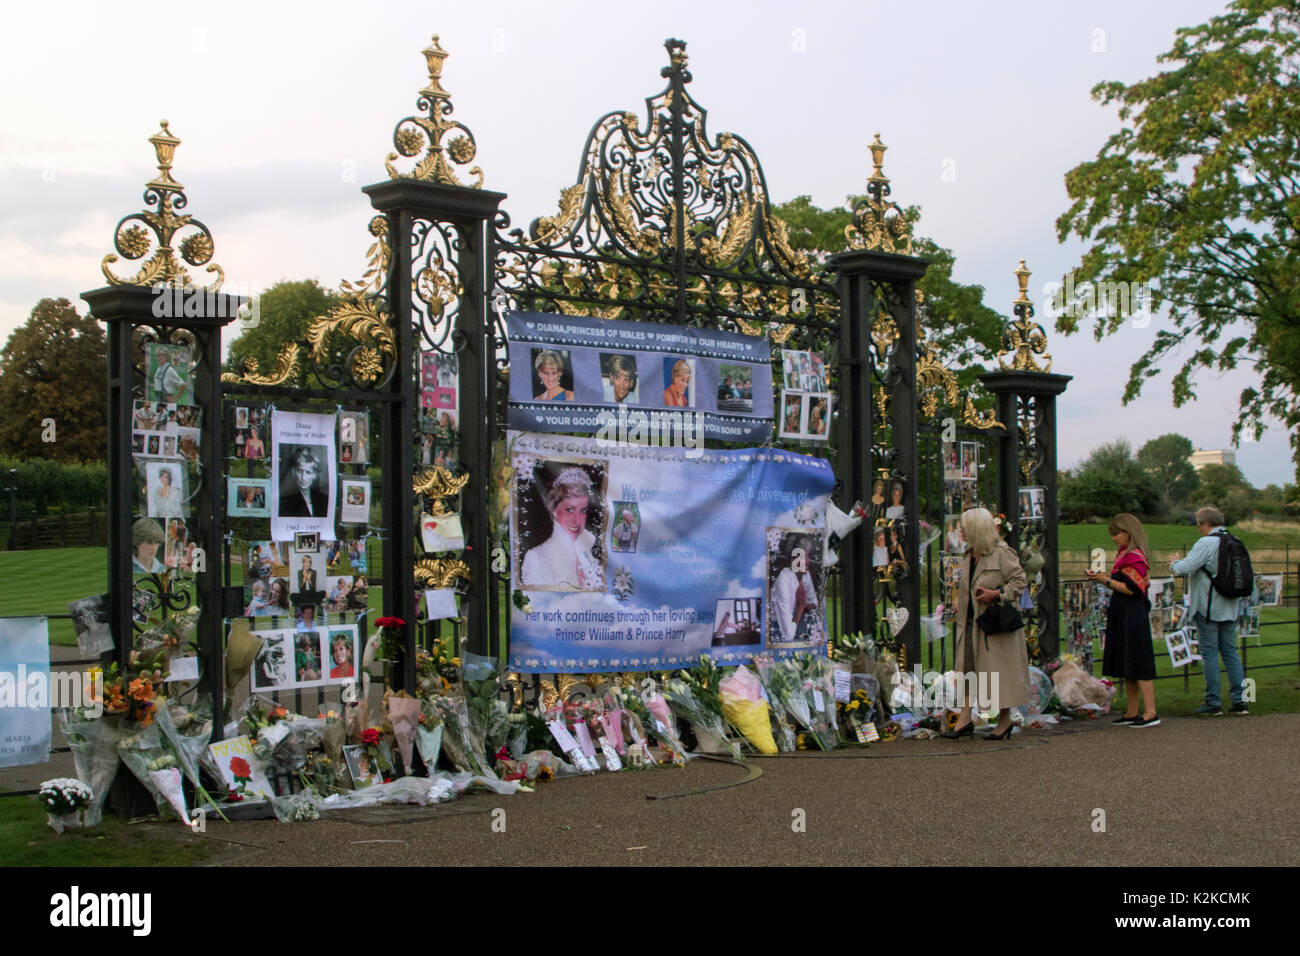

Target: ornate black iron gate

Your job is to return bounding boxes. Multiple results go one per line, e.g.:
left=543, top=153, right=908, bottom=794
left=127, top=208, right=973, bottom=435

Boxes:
left=84, top=34, right=1068, bottom=733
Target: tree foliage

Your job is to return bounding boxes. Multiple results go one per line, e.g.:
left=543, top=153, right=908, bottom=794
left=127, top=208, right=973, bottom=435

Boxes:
left=773, top=195, right=1006, bottom=388
left=225, top=279, right=339, bottom=379
left=1055, top=0, right=1300, bottom=480
left=0, top=298, right=108, bottom=462
left=1137, top=433, right=1200, bottom=510
left=1059, top=438, right=1161, bottom=520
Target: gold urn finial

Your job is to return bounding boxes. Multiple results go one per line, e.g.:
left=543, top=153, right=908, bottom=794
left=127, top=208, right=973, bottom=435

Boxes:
left=147, top=120, right=182, bottom=191
left=1013, top=258, right=1032, bottom=306
left=845, top=132, right=914, bottom=255
left=420, top=35, right=451, bottom=101
left=868, top=132, right=889, bottom=187
left=101, top=122, right=222, bottom=290
left=997, top=259, right=1052, bottom=373
left=385, top=33, right=484, bottom=187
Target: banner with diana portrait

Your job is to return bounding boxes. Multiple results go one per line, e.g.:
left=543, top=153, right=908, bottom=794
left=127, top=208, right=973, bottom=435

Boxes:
left=507, top=431, right=834, bottom=673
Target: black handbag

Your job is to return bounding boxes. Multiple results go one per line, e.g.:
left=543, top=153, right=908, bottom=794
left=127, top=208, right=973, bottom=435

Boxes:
left=976, top=600, right=1023, bottom=638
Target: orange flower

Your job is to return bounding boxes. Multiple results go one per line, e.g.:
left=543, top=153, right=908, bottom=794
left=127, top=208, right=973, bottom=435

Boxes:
left=128, top=678, right=155, bottom=702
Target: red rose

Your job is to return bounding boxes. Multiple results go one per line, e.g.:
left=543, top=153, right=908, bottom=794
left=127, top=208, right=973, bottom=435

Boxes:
left=361, top=728, right=381, bottom=745
left=229, top=756, right=251, bottom=779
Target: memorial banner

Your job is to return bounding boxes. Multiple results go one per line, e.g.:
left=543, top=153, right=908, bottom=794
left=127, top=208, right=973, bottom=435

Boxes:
left=0, top=616, right=52, bottom=768
left=507, top=431, right=834, bottom=673
left=505, top=310, right=774, bottom=444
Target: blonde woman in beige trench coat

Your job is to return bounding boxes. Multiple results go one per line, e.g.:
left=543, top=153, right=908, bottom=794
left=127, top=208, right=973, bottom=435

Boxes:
left=943, top=507, right=1031, bottom=740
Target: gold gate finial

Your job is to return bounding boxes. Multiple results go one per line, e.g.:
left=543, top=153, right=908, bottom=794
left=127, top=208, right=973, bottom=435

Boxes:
left=385, top=34, right=485, bottom=187
left=100, top=121, right=223, bottom=290
left=845, top=133, right=915, bottom=255
left=997, top=259, right=1052, bottom=372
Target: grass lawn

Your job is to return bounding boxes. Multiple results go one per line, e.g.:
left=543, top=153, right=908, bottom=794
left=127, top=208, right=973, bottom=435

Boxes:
left=1058, top=521, right=1300, bottom=554
left=0, top=547, right=108, bottom=647
left=0, top=796, right=218, bottom=866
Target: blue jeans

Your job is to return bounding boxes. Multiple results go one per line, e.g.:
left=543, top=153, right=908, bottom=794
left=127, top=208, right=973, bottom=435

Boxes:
left=1192, top=612, right=1244, bottom=707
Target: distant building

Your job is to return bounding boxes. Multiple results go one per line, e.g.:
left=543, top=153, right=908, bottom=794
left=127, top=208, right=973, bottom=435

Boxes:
left=1189, top=448, right=1236, bottom=470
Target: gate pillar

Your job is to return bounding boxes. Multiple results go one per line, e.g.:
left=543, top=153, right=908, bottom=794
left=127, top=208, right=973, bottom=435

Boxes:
left=981, top=261, right=1071, bottom=663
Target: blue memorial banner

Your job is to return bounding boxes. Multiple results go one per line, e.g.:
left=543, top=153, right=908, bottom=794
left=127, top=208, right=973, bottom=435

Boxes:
left=505, top=309, right=774, bottom=443
left=0, top=616, right=52, bottom=768
left=507, top=431, right=834, bottom=673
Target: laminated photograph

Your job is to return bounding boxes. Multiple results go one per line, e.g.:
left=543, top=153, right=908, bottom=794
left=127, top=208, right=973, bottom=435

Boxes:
left=340, top=477, right=371, bottom=525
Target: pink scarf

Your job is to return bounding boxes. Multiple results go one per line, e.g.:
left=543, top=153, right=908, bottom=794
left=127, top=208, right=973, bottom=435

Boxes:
left=1112, top=546, right=1149, bottom=595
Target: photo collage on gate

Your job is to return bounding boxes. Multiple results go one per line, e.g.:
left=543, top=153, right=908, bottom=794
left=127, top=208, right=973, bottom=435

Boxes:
left=1145, top=576, right=1201, bottom=668
left=126, top=343, right=203, bottom=682
left=419, top=350, right=459, bottom=467
left=937, top=440, right=984, bottom=623
left=1234, top=573, right=1280, bottom=645
left=778, top=349, right=831, bottom=442
left=1061, top=578, right=1108, bottom=669
left=225, top=404, right=392, bottom=697
left=132, top=345, right=198, bottom=585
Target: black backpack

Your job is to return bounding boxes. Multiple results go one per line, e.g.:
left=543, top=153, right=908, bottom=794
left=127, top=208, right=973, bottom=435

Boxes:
left=1204, top=530, right=1254, bottom=615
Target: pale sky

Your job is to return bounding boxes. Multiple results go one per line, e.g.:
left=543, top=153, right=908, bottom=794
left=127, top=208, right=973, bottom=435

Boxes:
left=2, top=0, right=1291, bottom=486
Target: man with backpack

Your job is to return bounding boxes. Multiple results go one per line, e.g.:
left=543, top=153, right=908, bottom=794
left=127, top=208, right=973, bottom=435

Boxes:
left=1169, top=506, right=1252, bottom=715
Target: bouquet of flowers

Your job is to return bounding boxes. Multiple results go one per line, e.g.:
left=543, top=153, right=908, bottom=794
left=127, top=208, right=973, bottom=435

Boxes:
left=116, top=723, right=187, bottom=819
left=93, top=660, right=164, bottom=728
left=542, top=702, right=601, bottom=773
left=752, top=654, right=799, bottom=751
left=794, top=653, right=839, bottom=750
left=39, top=777, right=95, bottom=834
left=414, top=643, right=457, bottom=697
left=431, top=693, right=488, bottom=776
left=300, top=750, right=345, bottom=796
left=57, top=696, right=126, bottom=827
left=461, top=653, right=511, bottom=759
left=617, top=682, right=689, bottom=762
left=664, top=677, right=742, bottom=759
left=718, top=665, right=776, bottom=754
left=386, top=691, right=422, bottom=773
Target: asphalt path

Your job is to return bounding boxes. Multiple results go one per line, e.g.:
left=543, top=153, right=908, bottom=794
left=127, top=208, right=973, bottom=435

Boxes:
left=164, top=713, right=1300, bottom=867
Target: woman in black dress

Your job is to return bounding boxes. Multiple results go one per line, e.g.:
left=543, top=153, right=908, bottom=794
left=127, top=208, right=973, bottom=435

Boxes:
left=1088, top=513, right=1159, bottom=727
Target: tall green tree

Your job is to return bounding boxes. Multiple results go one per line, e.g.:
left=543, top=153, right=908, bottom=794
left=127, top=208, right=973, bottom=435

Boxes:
left=225, top=279, right=339, bottom=380
left=1136, top=433, right=1200, bottom=513
left=1059, top=438, right=1161, bottom=520
left=774, top=195, right=1005, bottom=385
left=0, top=298, right=108, bottom=461
left=1055, top=0, right=1300, bottom=480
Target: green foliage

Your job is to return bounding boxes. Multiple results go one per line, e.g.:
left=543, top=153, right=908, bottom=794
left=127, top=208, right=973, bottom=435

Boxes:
left=1136, top=433, right=1200, bottom=513
left=225, top=280, right=339, bottom=382
left=1055, top=0, right=1300, bottom=481
left=772, top=195, right=1005, bottom=391
left=0, top=455, right=108, bottom=515
left=0, top=298, right=107, bottom=462
left=1059, top=438, right=1160, bottom=520
left=1188, top=462, right=1257, bottom=523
